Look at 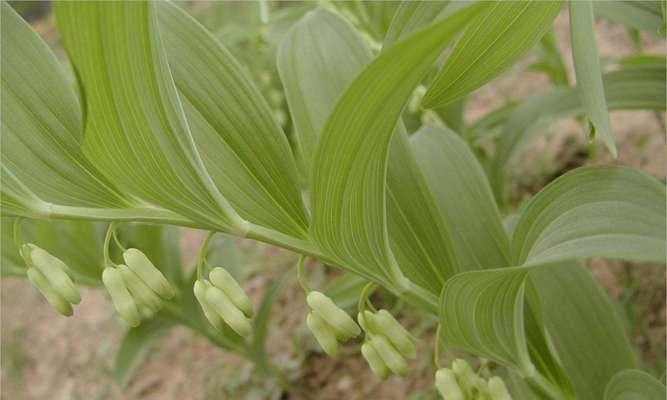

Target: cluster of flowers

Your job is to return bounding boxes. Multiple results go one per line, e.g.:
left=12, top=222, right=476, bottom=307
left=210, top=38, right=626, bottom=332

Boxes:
left=436, top=359, right=511, bottom=400
left=21, top=244, right=81, bottom=316
left=305, top=291, right=361, bottom=356
left=358, top=309, right=416, bottom=378
left=194, top=267, right=254, bottom=337
left=102, top=249, right=175, bottom=327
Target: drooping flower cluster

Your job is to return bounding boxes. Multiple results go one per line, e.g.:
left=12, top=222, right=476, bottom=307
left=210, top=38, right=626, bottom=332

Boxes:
left=359, top=309, right=416, bottom=378
left=102, top=248, right=175, bottom=326
left=305, top=291, right=360, bottom=356
left=435, top=359, right=511, bottom=400
left=194, top=267, right=254, bottom=337
left=21, top=244, right=81, bottom=316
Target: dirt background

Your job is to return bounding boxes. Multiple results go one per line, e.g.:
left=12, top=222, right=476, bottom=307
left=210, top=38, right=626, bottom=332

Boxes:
left=1, top=3, right=665, bottom=400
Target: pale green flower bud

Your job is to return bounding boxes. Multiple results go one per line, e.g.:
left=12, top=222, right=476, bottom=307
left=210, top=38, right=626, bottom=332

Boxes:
left=371, top=310, right=416, bottom=358
left=452, top=359, right=486, bottom=397
left=361, top=342, right=389, bottom=379
left=23, top=244, right=80, bottom=304
left=307, top=291, right=360, bottom=340
left=102, top=267, right=140, bottom=327
left=193, top=280, right=227, bottom=332
left=123, top=248, right=174, bottom=300
left=209, top=267, right=253, bottom=317
left=488, top=377, right=512, bottom=400
left=205, top=286, right=251, bottom=337
left=370, top=335, right=407, bottom=376
left=306, top=312, right=340, bottom=356
left=117, top=264, right=162, bottom=313
left=26, top=267, right=73, bottom=316
left=435, top=368, right=465, bottom=400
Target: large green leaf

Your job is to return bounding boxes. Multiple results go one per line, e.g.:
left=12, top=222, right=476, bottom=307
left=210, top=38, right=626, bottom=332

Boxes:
left=0, top=3, right=130, bottom=212
left=410, top=125, right=510, bottom=272
left=333, top=0, right=400, bottom=41
left=157, top=3, right=309, bottom=239
left=310, top=4, right=483, bottom=293
left=512, top=165, right=666, bottom=266
left=53, top=2, right=245, bottom=233
left=279, top=8, right=462, bottom=301
left=604, top=370, right=666, bottom=400
left=383, top=0, right=450, bottom=46
left=440, top=261, right=637, bottom=399
left=569, top=0, right=617, bottom=157
left=422, top=0, right=562, bottom=108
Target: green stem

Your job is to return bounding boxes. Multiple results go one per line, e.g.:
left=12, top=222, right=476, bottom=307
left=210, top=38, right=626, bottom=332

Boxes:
left=103, top=222, right=118, bottom=268
left=196, top=231, right=216, bottom=280
left=296, top=255, right=310, bottom=293
left=112, top=230, right=127, bottom=252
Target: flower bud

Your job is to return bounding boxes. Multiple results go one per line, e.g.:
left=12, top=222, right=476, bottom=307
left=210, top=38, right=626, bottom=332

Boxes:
left=452, top=359, right=486, bottom=397
left=193, top=280, right=227, bottom=332
left=435, top=368, right=465, bottom=400
left=306, top=312, right=340, bottom=357
left=123, top=248, right=174, bottom=300
left=307, top=291, right=360, bottom=340
left=23, top=244, right=80, bottom=304
left=205, top=286, right=251, bottom=337
left=361, top=342, right=389, bottom=379
left=370, top=335, right=407, bottom=376
left=371, top=310, right=416, bottom=358
left=26, top=267, right=73, bottom=316
left=118, top=264, right=162, bottom=313
left=102, top=267, right=140, bottom=327
left=209, top=267, right=253, bottom=317
left=488, top=377, right=511, bottom=400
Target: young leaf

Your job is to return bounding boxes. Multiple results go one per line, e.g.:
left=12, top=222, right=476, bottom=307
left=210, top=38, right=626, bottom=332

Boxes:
left=511, top=165, right=666, bottom=265
left=604, top=370, right=666, bottom=400
left=1, top=3, right=130, bottom=210
left=423, top=0, right=562, bottom=108
left=569, top=0, right=617, bottom=157
left=53, top=2, right=245, bottom=233
left=157, top=3, right=309, bottom=239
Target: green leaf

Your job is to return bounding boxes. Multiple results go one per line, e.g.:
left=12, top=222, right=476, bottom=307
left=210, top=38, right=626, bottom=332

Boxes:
left=114, top=318, right=171, bottom=388
left=569, top=0, right=617, bottom=157
left=439, top=261, right=636, bottom=398
left=278, top=8, right=372, bottom=180
left=423, top=0, right=562, bottom=108
left=595, top=1, right=664, bottom=32
left=410, top=125, right=510, bottom=272
left=53, top=2, right=245, bottom=233
left=383, top=0, right=450, bottom=46
left=511, top=165, right=666, bottom=265
left=279, top=8, right=462, bottom=302
left=310, top=4, right=483, bottom=292
left=157, top=3, right=309, bottom=239
left=325, top=272, right=368, bottom=310
left=0, top=3, right=130, bottom=212
left=604, top=370, right=667, bottom=400
left=530, top=264, right=636, bottom=399
left=333, top=0, right=400, bottom=41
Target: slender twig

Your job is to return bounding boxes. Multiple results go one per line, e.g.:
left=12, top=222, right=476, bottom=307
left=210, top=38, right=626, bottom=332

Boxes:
left=196, top=231, right=216, bottom=280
